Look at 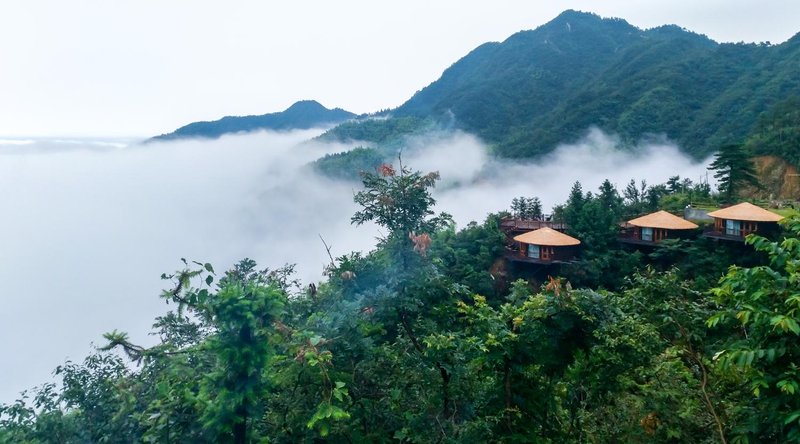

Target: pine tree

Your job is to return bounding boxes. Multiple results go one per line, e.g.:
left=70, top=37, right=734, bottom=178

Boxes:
left=529, top=197, right=543, bottom=220
left=708, top=144, right=760, bottom=201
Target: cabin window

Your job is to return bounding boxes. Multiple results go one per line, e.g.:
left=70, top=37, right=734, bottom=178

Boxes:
left=528, top=245, right=540, bottom=259
left=641, top=227, right=653, bottom=242
left=725, top=220, right=741, bottom=236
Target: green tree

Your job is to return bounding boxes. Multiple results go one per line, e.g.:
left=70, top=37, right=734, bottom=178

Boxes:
left=563, top=181, right=585, bottom=224
left=349, top=162, right=463, bottom=431
left=623, top=179, right=648, bottom=215
left=565, top=180, right=623, bottom=253
left=352, top=163, right=452, bottom=238
left=708, top=143, right=760, bottom=201
left=708, top=216, right=800, bottom=441
left=104, top=259, right=290, bottom=444
left=511, top=197, right=544, bottom=220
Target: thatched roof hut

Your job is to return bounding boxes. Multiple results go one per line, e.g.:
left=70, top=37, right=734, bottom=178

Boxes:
left=707, top=202, right=783, bottom=222
left=705, top=202, right=783, bottom=241
left=511, top=228, right=580, bottom=264
left=513, top=227, right=581, bottom=246
left=619, top=210, right=698, bottom=245
left=627, top=210, right=698, bottom=230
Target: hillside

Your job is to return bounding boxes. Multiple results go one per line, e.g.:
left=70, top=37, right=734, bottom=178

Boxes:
left=323, top=10, right=800, bottom=159
left=150, top=100, right=355, bottom=141
left=745, top=96, right=800, bottom=166
left=743, top=155, right=800, bottom=200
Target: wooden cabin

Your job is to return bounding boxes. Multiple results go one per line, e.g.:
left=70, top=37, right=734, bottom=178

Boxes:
left=704, top=202, right=783, bottom=241
left=619, top=210, right=698, bottom=246
left=508, top=227, right=581, bottom=264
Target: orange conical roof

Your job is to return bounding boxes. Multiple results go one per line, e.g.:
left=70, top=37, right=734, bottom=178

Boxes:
left=628, top=210, right=698, bottom=230
left=707, top=202, right=784, bottom=222
left=513, top=227, right=580, bottom=246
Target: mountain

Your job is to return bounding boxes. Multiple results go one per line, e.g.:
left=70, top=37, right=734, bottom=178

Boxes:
left=150, top=100, right=355, bottom=141
left=323, top=10, right=800, bottom=159
left=744, top=90, right=800, bottom=166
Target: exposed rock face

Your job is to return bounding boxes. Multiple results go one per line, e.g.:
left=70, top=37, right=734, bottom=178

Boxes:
left=749, top=156, right=800, bottom=200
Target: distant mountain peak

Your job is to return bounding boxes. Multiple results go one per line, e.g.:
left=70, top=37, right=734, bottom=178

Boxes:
left=285, top=100, right=326, bottom=111
left=550, top=9, right=600, bottom=22
left=542, top=9, right=631, bottom=30
left=149, top=100, right=355, bottom=142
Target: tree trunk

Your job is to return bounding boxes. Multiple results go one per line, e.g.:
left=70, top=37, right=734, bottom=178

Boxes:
left=504, top=357, right=512, bottom=429
left=233, top=401, right=247, bottom=444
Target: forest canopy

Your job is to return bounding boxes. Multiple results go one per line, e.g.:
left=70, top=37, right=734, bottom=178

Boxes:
left=2, top=163, right=799, bottom=443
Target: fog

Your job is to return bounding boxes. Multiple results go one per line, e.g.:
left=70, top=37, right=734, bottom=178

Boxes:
left=404, top=128, right=713, bottom=222
left=0, top=127, right=710, bottom=403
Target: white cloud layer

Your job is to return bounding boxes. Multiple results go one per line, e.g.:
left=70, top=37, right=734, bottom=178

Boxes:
left=405, top=128, right=713, bottom=223
left=0, top=128, right=710, bottom=403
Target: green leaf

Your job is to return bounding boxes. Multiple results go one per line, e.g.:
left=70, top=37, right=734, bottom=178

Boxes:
left=785, top=410, right=800, bottom=425
left=786, top=318, right=800, bottom=335
left=778, top=379, right=798, bottom=395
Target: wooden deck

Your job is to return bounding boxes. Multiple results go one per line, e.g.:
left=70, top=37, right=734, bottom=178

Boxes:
left=618, top=236, right=659, bottom=247
left=702, top=229, right=747, bottom=242
left=500, top=218, right=568, bottom=233
left=503, top=250, right=575, bottom=265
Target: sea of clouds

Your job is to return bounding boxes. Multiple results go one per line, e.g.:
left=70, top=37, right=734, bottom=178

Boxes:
left=0, top=127, right=712, bottom=403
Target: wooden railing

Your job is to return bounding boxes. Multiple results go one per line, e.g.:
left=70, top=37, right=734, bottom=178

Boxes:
left=500, top=217, right=568, bottom=232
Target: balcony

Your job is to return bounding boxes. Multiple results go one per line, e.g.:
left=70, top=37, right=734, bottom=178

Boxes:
left=617, top=227, right=660, bottom=246
left=500, top=217, right=568, bottom=233
left=503, top=248, right=575, bottom=265
left=702, top=228, right=747, bottom=242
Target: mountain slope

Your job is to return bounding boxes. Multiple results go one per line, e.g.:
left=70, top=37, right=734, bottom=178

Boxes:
left=396, top=11, right=643, bottom=140
left=150, top=100, right=355, bottom=141
left=327, top=10, right=800, bottom=160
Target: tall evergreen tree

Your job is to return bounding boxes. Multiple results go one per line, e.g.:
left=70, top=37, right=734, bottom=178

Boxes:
left=708, top=144, right=760, bottom=201
left=563, top=181, right=585, bottom=225
left=510, top=196, right=543, bottom=219
left=529, top=197, right=543, bottom=220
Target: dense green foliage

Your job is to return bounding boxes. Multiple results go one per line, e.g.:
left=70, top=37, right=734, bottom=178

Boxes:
left=323, top=11, right=800, bottom=160
left=510, top=196, right=543, bottom=220
left=311, top=146, right=385, bottom=181
left=312, top=117, right=438, bottom=180
left=746, top=96, right=800, bottom=167
left=317, top=116, right=434, bottom=147
left=150, top=100, right=355, bottom=141
left=3, top=167, right=799, bottom=443
left=708, top=218, right=800, bottom=442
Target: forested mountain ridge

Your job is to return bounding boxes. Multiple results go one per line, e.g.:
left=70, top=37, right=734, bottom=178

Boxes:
left=149, top=100, right=355, bottom=141
left=324, top=10, right=800, bottom=159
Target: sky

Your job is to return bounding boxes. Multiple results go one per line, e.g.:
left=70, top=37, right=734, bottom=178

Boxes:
left=1, top=0, right=799, bottom=137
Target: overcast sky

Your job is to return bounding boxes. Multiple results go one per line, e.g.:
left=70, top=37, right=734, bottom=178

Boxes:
left=1, top=0, right=799, bottom=137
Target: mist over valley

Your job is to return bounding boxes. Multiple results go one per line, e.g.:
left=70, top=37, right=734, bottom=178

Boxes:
left=0, top=128, right=710, bottom=403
